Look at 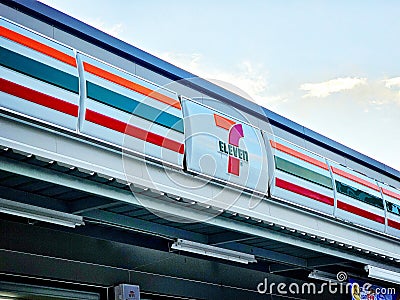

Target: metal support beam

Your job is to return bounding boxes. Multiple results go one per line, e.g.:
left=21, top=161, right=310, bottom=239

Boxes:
left=269, top=263, right=305, bottom=274
left=307, top=256, right=349, bottom=268
left=208, top=231, right=254, bottom=245
left=0, top=185, right=69, bottom=212
left=218, top=242, right=307, bottom=268
left=82, top=209, right=208, bottom=243
left=269, top=255, right=350, bottom=274
left=69, top=197, right=119, bottom=214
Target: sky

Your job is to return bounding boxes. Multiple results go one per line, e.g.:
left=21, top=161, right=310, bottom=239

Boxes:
left=39, top=0, right=400, bottom=171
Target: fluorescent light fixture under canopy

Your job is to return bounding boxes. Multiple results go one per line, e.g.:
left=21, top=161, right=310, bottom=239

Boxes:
left=171, top=238, right=257, bottom=264
left=308, top=270, right=343, bottom=283
left=0, top=198, right=84, bottom=228
left=365, top=265, right=400, bottom=285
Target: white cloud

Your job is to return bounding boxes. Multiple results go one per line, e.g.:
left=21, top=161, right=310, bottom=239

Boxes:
left=156, top=52, right=286, bottom=106
left=383, top=77, right=400, bottom=88
left=159, top=52, right=203, bottom=77
left=350, top=79, right=400, bottom=107
left=159, top=52, right=268, bottom=98
left=300, top=77, right=367, bottom=98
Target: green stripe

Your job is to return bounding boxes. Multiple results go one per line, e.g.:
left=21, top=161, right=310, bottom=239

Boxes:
left=86, top=81, right=184, bottom=133
left=335, top=180, right=384, bottom=209
left=386, top=201, right=400, bottom=216
left=0, top=46, right=79, bottom=93
left=275, top=156, right=333, bottom=189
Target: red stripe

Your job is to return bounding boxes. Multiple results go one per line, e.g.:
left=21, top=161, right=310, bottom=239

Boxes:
left=388, top=219, right=400, bottom=230
left=331, top=166, right=380, bottom=192
left=270, top=141, right=328, bottom=170
left=1, top=26, right=76, bottom=67
left=337, top=200, right=385, bottom=224
left=228, top=156, right=240, bottom=176
left=85, top=110, right=184, bottom=154
left=0, top=79, right=78, bottom=116
left=382, top=188, right=400, bottom=201
left=275, top=178, right=334, bottom=206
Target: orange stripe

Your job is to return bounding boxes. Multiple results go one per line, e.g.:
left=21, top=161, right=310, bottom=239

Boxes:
left=0, top=26, right=76, bottom=67
left=213, top=113, right=235, bottom=130
left=331, top=166, right=380, bottom=192
left=83, top=62, right=181, bottom=110
left=382, top=188, right=400, bottom=201
left=270, top=140, right=328, bottom=170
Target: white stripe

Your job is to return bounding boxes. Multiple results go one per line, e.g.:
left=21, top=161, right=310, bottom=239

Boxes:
left=276, top=151, right=331, bottom=177
left=273, top=137, right=327, bottom=163
left=0, top=18, right=75, bottom=54
left=337, top=193, right=384, bottom=216
left=84, top=72, right=182, bottom=118
left=336, top=208, right=385, bottom=232
left=379, top=183, right=400, bottom=205
left=1, top=66, right=78, bottom=104
left=85, top=99, right=183, bottom=142
left=271, top=172, right=334, bottom=215
left=1, top=37, right=78, bottom=76
left=81, top=54, right=180, bottom=105
left=275, top=171, right=333, bottom=197
left=81, top=120, right=182, bottom=166
left=0, top=92, right=77, bottom=131
left=331, top=164, right=381, bottom=197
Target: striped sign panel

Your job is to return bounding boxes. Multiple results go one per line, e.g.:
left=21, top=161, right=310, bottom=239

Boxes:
left=0, top=18, right=79, bottom=130
left=268, top=137, right=335, bottom=215
left=79, top=54, right=184, bottom=167
left=330, top=162, right=385, bottom=232
left=379, top=182, right=400, bottom=237
left=182, top=99, right=268, bottom=193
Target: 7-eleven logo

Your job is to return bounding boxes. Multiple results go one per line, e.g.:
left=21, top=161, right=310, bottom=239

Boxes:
left=214, top=114, right=248, bottom=176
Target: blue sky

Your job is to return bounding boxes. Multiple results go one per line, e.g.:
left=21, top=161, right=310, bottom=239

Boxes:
left=40, top=0, right=400, bottom=171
